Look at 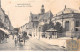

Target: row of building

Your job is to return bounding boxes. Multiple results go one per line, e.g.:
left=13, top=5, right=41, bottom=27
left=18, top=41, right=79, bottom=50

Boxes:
left=20, top=5, right=80, bottom=39
left=0, top=0, right=14, bottom=34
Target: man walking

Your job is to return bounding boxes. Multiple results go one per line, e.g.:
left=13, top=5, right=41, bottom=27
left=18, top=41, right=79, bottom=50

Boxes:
left=15, top=38, right=17, bottom=46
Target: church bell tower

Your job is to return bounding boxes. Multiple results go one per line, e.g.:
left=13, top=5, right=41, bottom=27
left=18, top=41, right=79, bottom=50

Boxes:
left=41, top=5, right=45, bottom=14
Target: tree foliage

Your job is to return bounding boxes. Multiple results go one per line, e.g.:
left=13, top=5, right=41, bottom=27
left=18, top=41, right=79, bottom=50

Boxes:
left=42, top=21, right=54, bottom=32
left=42, top=22, right=63, bottom=33
left=54, top=22, right=63, bottom=33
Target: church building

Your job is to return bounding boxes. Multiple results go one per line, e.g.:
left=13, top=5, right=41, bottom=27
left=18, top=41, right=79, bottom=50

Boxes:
left=28, top=5, right=53, bottom=38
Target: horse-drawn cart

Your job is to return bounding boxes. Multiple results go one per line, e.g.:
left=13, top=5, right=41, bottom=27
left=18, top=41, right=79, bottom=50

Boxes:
left=18, top=31, right=29, bottom=44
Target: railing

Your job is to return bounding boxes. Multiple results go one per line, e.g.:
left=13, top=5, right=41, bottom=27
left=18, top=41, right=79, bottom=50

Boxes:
left=57, top=33, right=66, bottom=38
left=72, top=31, right=80, bottom=37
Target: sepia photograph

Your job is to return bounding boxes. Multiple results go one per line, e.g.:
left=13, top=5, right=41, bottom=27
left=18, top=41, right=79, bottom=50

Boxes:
left=0, top=0, right=80, bottom=51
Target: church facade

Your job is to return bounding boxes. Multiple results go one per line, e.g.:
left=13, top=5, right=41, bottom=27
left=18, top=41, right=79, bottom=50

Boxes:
left=27, top=5, right=53, bottom=38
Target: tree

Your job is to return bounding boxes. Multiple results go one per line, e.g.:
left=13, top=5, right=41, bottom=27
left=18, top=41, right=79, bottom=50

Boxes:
left=42, top=24, right=49, bottom=32
left=54, top=22, right=63, bottom=33
left=48, top=21, right=54, bottom=28
left=42, top=21, right=54, bottom=32
left=58, top=26, right=63, bottom=33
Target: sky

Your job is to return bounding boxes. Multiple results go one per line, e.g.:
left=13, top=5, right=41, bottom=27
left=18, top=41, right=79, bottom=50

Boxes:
left=1, top=0, right=80, bottom=28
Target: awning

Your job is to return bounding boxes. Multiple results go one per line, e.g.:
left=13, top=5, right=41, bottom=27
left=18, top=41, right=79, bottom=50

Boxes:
left=0, top=28, right=10, bottom=35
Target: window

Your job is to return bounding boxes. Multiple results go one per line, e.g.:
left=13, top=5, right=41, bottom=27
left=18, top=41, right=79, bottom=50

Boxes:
left=65, top=21, right=69, bottom=31
left=75, top=21, right=79, bottom=27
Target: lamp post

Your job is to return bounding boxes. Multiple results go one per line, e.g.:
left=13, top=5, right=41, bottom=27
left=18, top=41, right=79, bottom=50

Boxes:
left=36, top=26, right=37, bottom=37
left=39, top=27, right=41, bottom=40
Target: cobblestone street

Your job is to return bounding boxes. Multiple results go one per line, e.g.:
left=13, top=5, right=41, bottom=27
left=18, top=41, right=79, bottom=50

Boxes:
left=0, top=35, right=65, bottom=51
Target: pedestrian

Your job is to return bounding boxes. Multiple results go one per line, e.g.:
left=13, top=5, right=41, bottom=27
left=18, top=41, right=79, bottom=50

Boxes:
left=13, top=35, right=14, bottom=39
left=2, top=37, right=4, bottom=43
left=19, top=35, right=20, bottom=43
left=23, top=38, right=25, bottom=45
left=5, top=34, right=8, bottom=43
left=15, top=38, right=17, bottom=46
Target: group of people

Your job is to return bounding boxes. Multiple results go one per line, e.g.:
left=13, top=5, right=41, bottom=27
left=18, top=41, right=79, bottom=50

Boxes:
left=14, top=31, right=28, bottom=46
left=0, top=30, right=9, bottom=43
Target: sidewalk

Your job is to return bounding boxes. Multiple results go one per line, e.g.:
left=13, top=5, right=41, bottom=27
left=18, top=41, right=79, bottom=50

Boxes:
left=0, top=35, right=17, bottom=50
left=40, top=37, right=72, bottom=48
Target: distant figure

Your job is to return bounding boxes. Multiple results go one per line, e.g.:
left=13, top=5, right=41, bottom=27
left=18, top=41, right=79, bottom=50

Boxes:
left=5, top=34, right=8, bottom=43
left=19, top=35, right=21, bottom=43
left=23, top=38, right=25, bottom=45
left=15, top=38, right=17, bottom=46
left=13, top=35, right=14, bottom=39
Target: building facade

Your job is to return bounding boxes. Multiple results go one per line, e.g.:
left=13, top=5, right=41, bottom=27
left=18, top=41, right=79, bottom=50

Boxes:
left=0, top=0, right=14, bottom=34
left=20, top=5, right=53, bottom=38
left=52, top=6, right=80, bottom=37
left=21, top=5, right=80, bottom=38
left=28, top=5, right=53, bottom=38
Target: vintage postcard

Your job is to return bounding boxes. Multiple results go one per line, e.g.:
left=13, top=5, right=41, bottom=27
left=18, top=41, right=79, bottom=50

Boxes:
left=0, top=0, right=80, bottom=51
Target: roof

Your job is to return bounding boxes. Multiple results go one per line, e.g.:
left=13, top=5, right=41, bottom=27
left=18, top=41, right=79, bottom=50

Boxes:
left=39, top=11, right=53, bottom=21
left=30, top=13, right=39, bottom=21
left=46, top=28, right=57, bottom=32
left=57, top=8, right=80, bottom=15
left=30, top=11, right=53, bottom=21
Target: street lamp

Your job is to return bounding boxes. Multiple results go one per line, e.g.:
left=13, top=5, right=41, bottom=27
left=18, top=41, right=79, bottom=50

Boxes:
left=36, top=26, right=37, bottom=37
left=39, top=27, right=41, bottom=40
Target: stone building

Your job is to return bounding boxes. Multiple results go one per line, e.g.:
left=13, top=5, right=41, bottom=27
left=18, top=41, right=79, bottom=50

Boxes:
left=52, top=6, right=80, bottom=37
left=21, top=5, right=80, bottom=38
